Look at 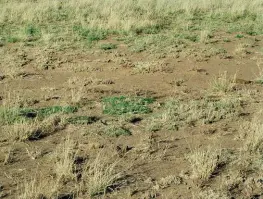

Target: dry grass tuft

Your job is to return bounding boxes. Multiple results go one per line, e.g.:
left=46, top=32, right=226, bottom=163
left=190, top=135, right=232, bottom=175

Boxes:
left=146, top=96, right=241, bottom=131
left=209, top=71, right=236, bottom=93
left=194, top=189, right=228, bottom=199
left=239, top=113, right=263, bottom=153
left=186, top=146, right=221, bottom=182
left=81, top=152, right=120, bottom=197
left=18, top=175, right=58, bottom=199
left=4, top=114, right=66, bottom=142
left=54, top=136, right=77, bottom=182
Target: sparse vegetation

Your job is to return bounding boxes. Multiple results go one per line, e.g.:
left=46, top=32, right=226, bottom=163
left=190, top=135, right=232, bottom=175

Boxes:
left=1, top=0, right=263, bottom=198
left=102, top=96, right=155, bottom=115
left=147, top=96, right=241, bottom=131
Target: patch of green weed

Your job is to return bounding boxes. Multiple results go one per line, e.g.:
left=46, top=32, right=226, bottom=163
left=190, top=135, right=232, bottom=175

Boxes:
left=0, top=108, right=26, bottom=125
left=102, top=96, right=155, bottom=115
left=73, top=25, right=108, bottom=43
left=236, top=34, right=244, bottom=38
left=0, top=106, right=78, bottom=125
left=132, top=24, right=165, bottom=35
left=105, top=126, right=131, bottom=137
left=67, top=116, right=99, bottom=125
left=146, top=97, right=241, bottom=131
left=99, top=43, right=117, bottom=50
left=7, top=36, right=20, bottom=43
left=24, top=24, right=41, bottom=41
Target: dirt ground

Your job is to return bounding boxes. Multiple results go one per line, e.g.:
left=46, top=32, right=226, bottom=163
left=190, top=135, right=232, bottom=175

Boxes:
left=1, top=33, right=263, bottom=199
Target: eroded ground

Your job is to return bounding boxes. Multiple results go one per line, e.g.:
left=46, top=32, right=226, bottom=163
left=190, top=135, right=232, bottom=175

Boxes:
left=1, top=31, right=263, bottom=199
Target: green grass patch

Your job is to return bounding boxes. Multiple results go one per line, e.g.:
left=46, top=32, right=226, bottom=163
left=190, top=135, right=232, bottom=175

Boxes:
left=20, top=106, right=78, bottom=118
left=255, top=79, right=263, bottom=85
left=132, top=24, right=165, bottom=35
left=102, top=96, right=155, bottom=115
left=236, top=34, right=244, bottom=38
left=73, top=25, right=109, bottom=43
left=105, top=126, right=131, bottom=137
left=99, top=43, right=117, bottom=50
left=67, top=116, right=99, bottom=125
left=7, top=36, right=20, bottom=43
left=24, top=24, right=41, bottom=41
left=0, top=106, right=78, bottom=125
left=0, top=108, right=26, bottom=125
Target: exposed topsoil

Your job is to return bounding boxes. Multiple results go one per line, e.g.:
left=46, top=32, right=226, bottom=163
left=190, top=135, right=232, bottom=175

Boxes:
left=0, top=31, right=263, bottom=199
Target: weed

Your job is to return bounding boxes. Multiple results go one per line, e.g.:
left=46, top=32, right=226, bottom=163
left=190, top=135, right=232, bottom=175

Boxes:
left=133, top=61, right=162, bottom=73
left=0, top=105, right=77, bottom=125
left=239, top=115, right=263, bottom=153
left=18, top=177, right=45, bottom=199
left=254, top=58, right=263, bottom=84
left=6, top=120, right=39, bottom=141
left=102, top=96, right=155, bottom=115
left=209, top=71, right=235, bottom=93
left=0, top=107, right=26, bottom=125
left=104, top=126, right=131, bottom=137
left=24, top=24, right=41, bottom=41
left=35, top=106, right=78, bottom=119
left=147, top=96, right=241, bottom=131
left=67, top=116, right=99, bottom=125
left=187, top=146, right=221, bottom=182
left=7, top=36, right=20, bottom=43
left=100, top=43, right=117, bottom=50
left=81, top=153, right=120, bottom=197
left=54, top=136, right=77, bottom=182
left=4, top=146, right=14, bottom=165
left=132, top=24, right=165, bottom=35
left=236, top=34, right=244, bottom=38
left=18, top=174, right=58, bottom=199
left=4, top=115, right=66, bottom=141
left=199, top=30, right=212, bottom=43
left=70, top=86, right=85, bottom=104
left=73, top=26, right=108, bottom=43
left=194, top=189, right=228, bottom=199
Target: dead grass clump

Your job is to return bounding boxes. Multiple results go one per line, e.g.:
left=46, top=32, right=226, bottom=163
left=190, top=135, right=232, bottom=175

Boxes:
left=220, top=170, right=243, bottom=194
left=254, top=58, right=263, bottom=84
left=209, top=71, right=236, bottom=93
left=158, top=175, right=182, bottom=189
left=54, top=136, right=77, bottom=182
left=6, top=120, right=38, bottom=142
left=186, top=146, right=221, bottom=182
left=234, top=43, right=250, bottom=57
left=239, top=115, right=263, bottom=153
left=67, top=77, right=86, bottom=104
left=146, top=96, right=241, bottom=131
left=194, top=189, right=228, bottom=199
left=133, top=61, right=163, bottom=73
left=80, top=153, right=120, bottom=197
left=18, top=175, right=58, bottom=199
left=199, top=30, right=212, bottom=43
left=3, top=146, right=14, bottom=165
left=4, top=115, right=66, bottom=142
